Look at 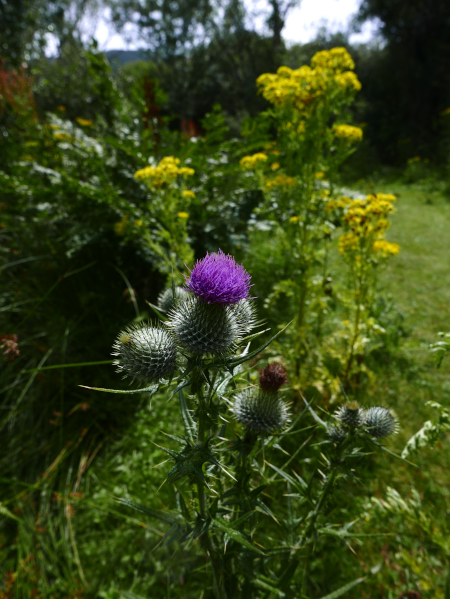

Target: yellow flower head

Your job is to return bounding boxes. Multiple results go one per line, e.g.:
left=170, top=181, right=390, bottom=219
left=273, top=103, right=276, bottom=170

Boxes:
left=311, top=47, right=355, bottom=71
left=182, top=190, right=196, bottom=198
left=289, top=215, right=301, bottom=223
left=134, top=156, right=194, bottom=187
left=114, top=215, right=128, bottom=236
left=76, top=117, right=93, bottom=127
left=339, top=232, right=360, bottom=253
left=315, top=171, right=325, bottom=179
left=333, top=124, right=363, bottom=144
left=271, top=162, right=280, bottom=171
left=240, top=153, right=268, bottom=170
left=265, top=174, right=297, bottom=189
left=373, top=240, right=400, bottom=256
left=257, top=47, right=360, bottom=111
left=177, top=212, right=189, bottom=219
left=335, top=71, right=362, bottom=91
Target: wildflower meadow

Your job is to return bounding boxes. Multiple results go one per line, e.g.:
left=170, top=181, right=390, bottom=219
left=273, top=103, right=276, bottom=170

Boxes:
left=1, top=5, right=450, bottom=598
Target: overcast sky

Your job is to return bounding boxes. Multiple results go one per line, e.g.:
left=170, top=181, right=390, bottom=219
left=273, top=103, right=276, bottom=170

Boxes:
left=46, top=0, right=379, bottom=55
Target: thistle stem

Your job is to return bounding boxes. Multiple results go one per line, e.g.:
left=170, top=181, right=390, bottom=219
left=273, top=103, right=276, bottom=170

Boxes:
left=195, top=369, right=228, bottom=599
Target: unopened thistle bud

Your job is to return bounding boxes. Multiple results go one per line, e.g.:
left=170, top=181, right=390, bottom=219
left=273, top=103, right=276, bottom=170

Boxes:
left=112, top=324, right=177, bottom=383
left=158, top=286, right=190, bottom=312
left=259, top=362, right=288, bottom=393
left=233, top=388, right=289, bottom=433
left=167, top=297, right=241, bottom=355
left=328, top=425, right=348, bottom=443
left=335, top=401, right=364, bottom=428
left=363, top=407, right=398, bottom=438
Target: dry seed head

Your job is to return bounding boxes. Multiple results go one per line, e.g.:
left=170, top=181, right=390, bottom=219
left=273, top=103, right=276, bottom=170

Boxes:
left=112, top=323, right=178, bottom=383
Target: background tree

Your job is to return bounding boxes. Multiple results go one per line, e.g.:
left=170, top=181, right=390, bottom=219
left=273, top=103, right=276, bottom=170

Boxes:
left=355, top=0, right=450, bottom=162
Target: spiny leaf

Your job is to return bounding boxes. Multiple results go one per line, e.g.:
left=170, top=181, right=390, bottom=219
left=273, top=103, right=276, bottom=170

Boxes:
left=179, top=389, right=196, bottom=442
left=116, top=498, right=181, bottom=525
left=317, top=576, right=366, bottom=599
left=212, top=518, right=265, bottom=554
left=79, top=383, right=159, bottom=395
left=224, top=321, right=292, bottom=371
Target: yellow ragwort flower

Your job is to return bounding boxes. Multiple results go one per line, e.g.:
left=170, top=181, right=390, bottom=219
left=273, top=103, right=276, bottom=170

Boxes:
left=134, top=156, right=194, bottom=187
left=271, top=163, right=280, bottom=171
left=265, top=174, right=296, bottom=189
left=182, top=190, right=196, bottom=198
left=373, top=240, right=400, bottom=256
left=178, top=212, right=189, bottom=219
left=76, top=118, right=93, bottom=127
left=333, top=124, right=363, bottom=144
left=114, top=215, right=128, bottom=236
left=338, top=232, right=359, bottom=253
left=240, top=153, right=268, bottom=170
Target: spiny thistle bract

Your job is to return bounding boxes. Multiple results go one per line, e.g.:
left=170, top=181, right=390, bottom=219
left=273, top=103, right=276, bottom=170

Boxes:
left=112, top=323, right=178, bottom=383
left=158, top=286, right=190, bottom=312
left=335, top=402, right=365, bottom=428
left=233, top=388, right=289, bottom=433
left=230, top=299, right=257, bottom=335
left=363, top=407, right=398, bottom=438
left=167, top=296, right=242, bottom=355
left=184, top=249, right=253, bottom=305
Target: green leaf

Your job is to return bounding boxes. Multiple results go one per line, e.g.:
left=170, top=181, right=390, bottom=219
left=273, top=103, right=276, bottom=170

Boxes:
left=145, top=300, right=168, bottom=321
left=317, top=577, right=366, bottom=599
left=78, top=383, right=160, bottom=395
left=225, top=320, right=292, bottom=370
left=252, top=578, right=286, bottom=597
left=212, top=518, right=265, bottom=554
left=115, top=498, right=181, bottom=525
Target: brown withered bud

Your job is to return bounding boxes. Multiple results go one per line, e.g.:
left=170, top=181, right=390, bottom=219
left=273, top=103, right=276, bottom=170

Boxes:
left=259, top=363, right=288, bottom=393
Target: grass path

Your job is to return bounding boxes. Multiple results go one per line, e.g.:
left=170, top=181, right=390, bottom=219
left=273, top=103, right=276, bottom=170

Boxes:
left=384, top=184, right=450, bottom=338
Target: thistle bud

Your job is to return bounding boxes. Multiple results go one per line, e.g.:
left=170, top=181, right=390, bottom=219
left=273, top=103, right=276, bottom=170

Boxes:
left=363, top=407, right=398, bottom=438
left=335, top=402, right=364, bottom=428
left=167, top=296, right=241, bottom=355
left=112, top=323, right=178, bottom=383
left=158, top=286, right=190, bottom=312
left=233, top=388, right=289, bottom=433
left=328, top=425, right=348, bottom=443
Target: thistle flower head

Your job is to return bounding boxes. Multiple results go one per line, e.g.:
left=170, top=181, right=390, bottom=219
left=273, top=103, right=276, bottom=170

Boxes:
left=184, top=250, right=253, bottom=305
left=233, top=388, right=289, bottom=433
left=112, top=323, right=177, bottom=383
left=335, top=401, right=364, bottom=428
left=259, top=362, right=288, bottom=393
left=158, top=286, right=190, bottom=313
left=167, top=296, right=241, bottom=355
left=364, top=407, right=398, bottom=438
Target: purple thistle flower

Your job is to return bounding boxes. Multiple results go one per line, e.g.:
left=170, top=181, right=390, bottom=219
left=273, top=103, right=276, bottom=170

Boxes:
left=184, top=250, right=253, bottom=305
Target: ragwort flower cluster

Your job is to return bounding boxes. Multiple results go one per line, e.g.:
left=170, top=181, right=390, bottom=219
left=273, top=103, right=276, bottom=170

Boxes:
left=331, top=193, right=400, bottom=260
